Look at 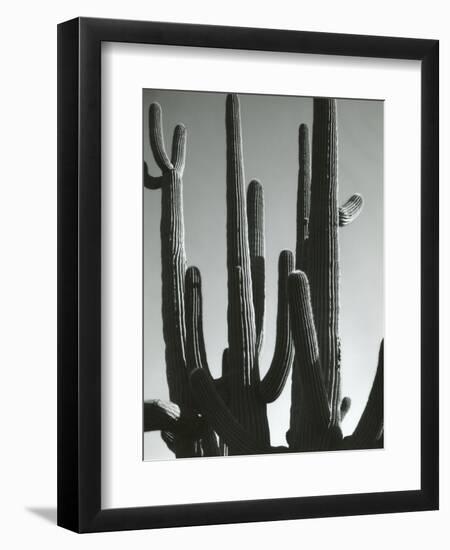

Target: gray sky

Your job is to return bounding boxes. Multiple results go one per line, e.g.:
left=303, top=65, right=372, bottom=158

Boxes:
left=143, top=89, right=384, bottom=460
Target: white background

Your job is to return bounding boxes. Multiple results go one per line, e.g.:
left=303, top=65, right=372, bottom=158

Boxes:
left=0, top=1, right=447, bottom=548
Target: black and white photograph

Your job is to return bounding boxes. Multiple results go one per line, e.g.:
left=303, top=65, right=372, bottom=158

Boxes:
left=143, top=89, right=384, bottom=460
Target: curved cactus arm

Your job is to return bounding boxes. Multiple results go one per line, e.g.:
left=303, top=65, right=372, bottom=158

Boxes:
left=144, top=399, right=182, bottom=432
left=189, top=367, right=261, bottom=455
left=288, top=271, right=330, bottom=449
left=143, top=399, right=203, bottom=435
left=185, top=265, right=229, bottom=401
left=143, top=161, right=164, bottom=190
left=296, top=123, right=311, bottom=271
left=339, top=194, right=364, bottom=227
left=171, top=124, right=187, bottom=175
left=307, top=98, right=340, bottom=415
left=345, top=340, right=384, bottom=449
left=260, top=250, right=295, bottom=403
left=247, top=179, right=265, bottom=353
left=149, top=102, right=174, bottom=172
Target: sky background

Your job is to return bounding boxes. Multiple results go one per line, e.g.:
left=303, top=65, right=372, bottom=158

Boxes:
left=143, top=89, right=384, bottom=460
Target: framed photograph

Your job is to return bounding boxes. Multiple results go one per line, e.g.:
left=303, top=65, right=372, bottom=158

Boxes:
left=57, top=17, right=439, bottom=533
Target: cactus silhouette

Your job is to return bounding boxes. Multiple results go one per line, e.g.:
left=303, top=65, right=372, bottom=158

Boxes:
left=144, top=93, right=383, bottom=457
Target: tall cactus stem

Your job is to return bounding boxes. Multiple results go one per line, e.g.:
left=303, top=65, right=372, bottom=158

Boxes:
left=308, top=98, right=340, bottom=414
left=247, top=179, right=265, bottom=353
left=225, top=94, right=256, bottom=372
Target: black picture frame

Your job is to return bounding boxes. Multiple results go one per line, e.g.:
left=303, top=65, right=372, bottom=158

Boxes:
left=57, top=17, right=439, bottom=533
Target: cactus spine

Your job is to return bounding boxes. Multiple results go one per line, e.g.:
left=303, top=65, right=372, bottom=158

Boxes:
left=144, top=93, right=383, bottom=457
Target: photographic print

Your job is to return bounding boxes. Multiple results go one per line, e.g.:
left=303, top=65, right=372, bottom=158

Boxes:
left=143, top=90, right=384, bottom=461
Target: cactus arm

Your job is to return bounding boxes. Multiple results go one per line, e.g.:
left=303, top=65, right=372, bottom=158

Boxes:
left=247, top=179, right=265, bottom=353
left=296, top=124, right=311, bottom=271
left=189, top=367, right=261, bottom=455
left=339, top=194, right=364, bottom=227
left=288, top=271, right=330, bottom=449
left=143, top=161, right=164, bottom=190
left=259, top=250, right=295, bottom=403
left=340, top=396, right=352, bottom=421
left=307, top=98, right=341, bottom=422
left=149, top=102, right=174, bottom=171
left=144, top=399, right=182, bottom=432
left=346, top=340, right=384, bottom=448
left=171, top=124, right=187, bottom=174
left=185, top=266, right=209, bottom=374
left=184, top=265, right=224, bottom=456
left=184, top=266, right=230, bottom=414
left=143, top=399, right=204, bottom=435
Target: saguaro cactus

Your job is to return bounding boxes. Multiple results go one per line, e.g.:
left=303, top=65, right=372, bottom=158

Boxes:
left=144, top=104, right=219, bottom=457
left=288, top=98, right=382, bottom=451
left=144, top=93, right=383, bottom=457
left=187, top=95, right=295, bottom=455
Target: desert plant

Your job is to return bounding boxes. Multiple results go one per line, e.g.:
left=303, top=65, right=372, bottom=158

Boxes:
left=144, top=93, right=383, bottom=457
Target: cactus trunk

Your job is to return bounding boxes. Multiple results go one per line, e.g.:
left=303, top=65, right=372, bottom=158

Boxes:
left=307, top=98, right=341, bottom=424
